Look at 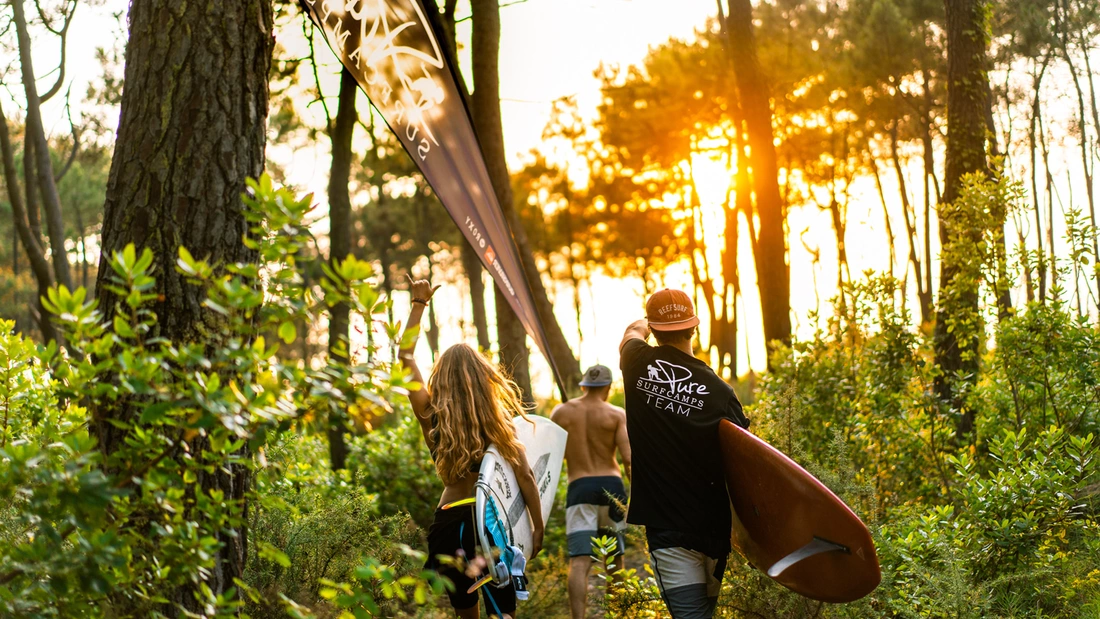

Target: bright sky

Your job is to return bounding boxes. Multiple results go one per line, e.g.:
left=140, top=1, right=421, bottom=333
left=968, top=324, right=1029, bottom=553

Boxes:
left=19, top=1, right=1090, bottom=401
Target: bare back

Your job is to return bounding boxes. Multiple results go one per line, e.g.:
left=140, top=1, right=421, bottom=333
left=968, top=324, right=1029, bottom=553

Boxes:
left=551, top=395, right=630, bottom=483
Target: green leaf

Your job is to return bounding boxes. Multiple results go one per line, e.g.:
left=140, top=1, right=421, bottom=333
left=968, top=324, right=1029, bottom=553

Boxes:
left=258, top=541, right=292, bottom=568
left=139, top=402, right=174, bottom=424
left=114, top=315, right=135, bottom=339
left=399, top=325, right=420, bottom=350
left=278, top=321, right=297, bottom=344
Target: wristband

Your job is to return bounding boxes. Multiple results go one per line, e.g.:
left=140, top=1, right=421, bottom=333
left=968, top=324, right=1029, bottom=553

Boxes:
left=412, top=298, right=430, bottom=306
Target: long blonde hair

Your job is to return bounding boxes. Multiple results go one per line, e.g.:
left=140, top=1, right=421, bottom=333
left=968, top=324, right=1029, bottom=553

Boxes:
left=427, top=344, right=528, bottom=485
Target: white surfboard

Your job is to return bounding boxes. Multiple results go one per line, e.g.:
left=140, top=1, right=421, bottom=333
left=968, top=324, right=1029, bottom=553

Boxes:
left=475, top=415, right=567, bottom=560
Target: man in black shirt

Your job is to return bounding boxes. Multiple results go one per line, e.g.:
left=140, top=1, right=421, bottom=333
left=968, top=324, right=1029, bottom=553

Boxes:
left=619, top=289, right=749, bottom=619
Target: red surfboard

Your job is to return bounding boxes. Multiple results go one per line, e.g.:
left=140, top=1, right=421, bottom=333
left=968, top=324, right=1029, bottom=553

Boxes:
left=719, top=420, right=880, bottom=603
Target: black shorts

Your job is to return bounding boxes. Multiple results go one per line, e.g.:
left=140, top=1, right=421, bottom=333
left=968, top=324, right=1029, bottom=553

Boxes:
left=424, top=503, right=517, bottom=614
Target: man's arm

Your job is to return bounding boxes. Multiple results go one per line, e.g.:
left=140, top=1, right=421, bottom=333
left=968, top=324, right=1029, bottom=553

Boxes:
left=619, top=318, right=650, bottom=354
left=726, top=395, right=750, bottom=429
left=614, top=409, right=632, bottom=482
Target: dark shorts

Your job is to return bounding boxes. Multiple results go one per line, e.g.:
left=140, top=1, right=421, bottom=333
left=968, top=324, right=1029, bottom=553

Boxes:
left=565, top=475, right=627, bottom=558
left=424, top=504, right=516, bottom=614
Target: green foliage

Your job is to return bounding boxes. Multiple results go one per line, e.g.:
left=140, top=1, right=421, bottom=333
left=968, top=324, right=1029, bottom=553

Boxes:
left=749, top=259, right=1100, bottom=617
left=0, top=176, right=440, bottom=617
left=347, top=412, right=442, bottom=529
left=245, top=430, right=442, bottom=618
left=593, top=533, right=665, bottom=618
left=880, top=427, right=1100, bottom=617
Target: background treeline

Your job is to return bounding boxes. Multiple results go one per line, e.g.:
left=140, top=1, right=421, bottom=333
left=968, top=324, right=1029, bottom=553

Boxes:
left=0, top=0, right=1099, bottom=617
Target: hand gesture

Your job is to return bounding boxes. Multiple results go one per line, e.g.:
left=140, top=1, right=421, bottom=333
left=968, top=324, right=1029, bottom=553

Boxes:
left=406, top=273, right=440, bottom=304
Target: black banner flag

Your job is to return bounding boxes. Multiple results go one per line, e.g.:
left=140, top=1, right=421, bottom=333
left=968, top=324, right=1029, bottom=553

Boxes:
left=300, top=0, right=565, bottom=395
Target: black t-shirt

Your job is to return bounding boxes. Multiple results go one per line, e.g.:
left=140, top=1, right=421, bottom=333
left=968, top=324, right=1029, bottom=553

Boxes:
left=619, top=338, right=749, bottom=552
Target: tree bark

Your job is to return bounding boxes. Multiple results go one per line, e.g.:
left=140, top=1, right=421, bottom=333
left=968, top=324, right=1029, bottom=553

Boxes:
left=985, top=78, right=1012, bottom=318
left=94, top=0, right=274, bottom=611
left=461, top=242, right=492, bottom=350
left=921, top=69, right=937, bottom=317
left=724, top=0, right=791, bottom=361
left=871, top=160, right=898, bottom=281
left=471, top=0, right=581, bottom=399
left=1029, top=57, right=1050, bottom=303
left=24, top=131, right=41, bottom=244
left=891, top=121, right=932, bottom=324
left=12, top=0, right=72, bottom=291
left=0, top=99, right=58, bottom=343
left=326, top=68, right=357, bottom=471
left=934, top=0, right=990, bottom=441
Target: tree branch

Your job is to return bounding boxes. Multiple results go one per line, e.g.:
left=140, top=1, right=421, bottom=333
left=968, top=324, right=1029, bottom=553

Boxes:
left=303, top=18, right=332, bottom=134
left=0, top=98, right=59, bottom=343
left=12, top=0, right=73, bottom=290
left=455, top=0, right=530, bottom=23
left=54, top=91, right=81, bottom=183
left=38, top=0, right=77, bottom=103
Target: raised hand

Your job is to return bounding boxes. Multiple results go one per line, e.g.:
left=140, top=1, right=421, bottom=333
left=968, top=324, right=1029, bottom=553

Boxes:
left=406, top=273, right=441, bottom=304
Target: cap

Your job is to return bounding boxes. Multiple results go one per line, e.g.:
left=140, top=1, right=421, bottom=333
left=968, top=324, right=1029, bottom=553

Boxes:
left=579, top=364, right=613, bottom=387
left=645, top=289, right=700, bottom=331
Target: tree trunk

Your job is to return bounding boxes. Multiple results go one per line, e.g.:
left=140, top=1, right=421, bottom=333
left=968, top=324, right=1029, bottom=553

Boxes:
left=461, top=242, right=492, bottom=350
left=12, top=0, right=72, bottom=291
left=871, top=161, right=898, bottom=281
left=0, top=99, right=58, bottom=343
left=890, top=121, right=932, bottom=324
left=724, top=0, right=791, bottom=360
left=934, top=0, right=990, bottom=441
left=471, top=0, right=581, bottom=399
left=1039, top=106, right=1057, bottom=294
left=921, top=69, right=937, bottom=317
left=24, top=130, right=41, bottom=244
left=985, top=78, right=1012, bottom=318
left=1056, top=0, right=1099, bottom=310
left=1030, top=57, right=1049, bottom=303
left=94, top=0, right=274, bottom=611
left=326, top=68, right=356, bottom=471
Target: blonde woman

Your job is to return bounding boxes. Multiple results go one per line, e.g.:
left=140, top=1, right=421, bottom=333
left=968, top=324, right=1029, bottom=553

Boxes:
left=400, top=276, right=544, bottom=619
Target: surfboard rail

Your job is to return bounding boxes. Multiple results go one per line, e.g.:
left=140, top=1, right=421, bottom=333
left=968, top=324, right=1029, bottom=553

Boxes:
left=720, top=419, right=881, bottom=603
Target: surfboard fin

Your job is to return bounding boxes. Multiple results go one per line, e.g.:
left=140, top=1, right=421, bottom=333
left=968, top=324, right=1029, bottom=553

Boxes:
left=766, top=537, right=850, bottom=578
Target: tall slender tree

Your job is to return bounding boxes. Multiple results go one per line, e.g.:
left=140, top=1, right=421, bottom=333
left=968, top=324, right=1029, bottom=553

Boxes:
left=94, top=0, right=275, bottom=609
left=11, top=0, right=73, bottom=291
left=724, top=0, right=792, bottom=359
left=934, top=0, right=991, bottom=439
left=326, top=68, right=357, bottom=470
left=0, top=101, right=58, bottom=342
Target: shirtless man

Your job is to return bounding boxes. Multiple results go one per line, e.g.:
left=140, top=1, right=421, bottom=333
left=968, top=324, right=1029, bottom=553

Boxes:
left=550, top=364, right=632, bottom=619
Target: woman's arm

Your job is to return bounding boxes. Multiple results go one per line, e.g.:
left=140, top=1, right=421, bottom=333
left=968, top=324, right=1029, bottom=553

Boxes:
left=513, top=444, right=544, bottom=559
left=398, top=275, right=440, bottom=443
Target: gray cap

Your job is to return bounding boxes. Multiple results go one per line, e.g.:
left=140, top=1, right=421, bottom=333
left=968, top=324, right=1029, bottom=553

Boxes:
left=579, top=364, right=613, bottom=387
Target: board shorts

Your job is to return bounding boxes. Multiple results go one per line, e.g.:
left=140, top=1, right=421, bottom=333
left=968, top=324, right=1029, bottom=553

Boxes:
left=647, top=528, right=729, bottom=619
left=565, top=475, right=627, bottom=558
left=424, top=503, right=517, bottom=614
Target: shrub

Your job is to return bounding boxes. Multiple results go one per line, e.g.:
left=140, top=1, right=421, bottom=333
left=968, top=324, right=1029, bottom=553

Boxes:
left=0, top=176, right=433, bottom=617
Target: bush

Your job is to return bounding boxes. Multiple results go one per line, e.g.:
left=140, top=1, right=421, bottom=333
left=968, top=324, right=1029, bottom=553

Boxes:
left=348, top=411, right=442, bottom=529
left=0, top=176, right=435, bottom=617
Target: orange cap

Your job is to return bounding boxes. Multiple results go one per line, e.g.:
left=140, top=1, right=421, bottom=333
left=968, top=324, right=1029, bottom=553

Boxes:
left=645, top=289, right=700, bottom=331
